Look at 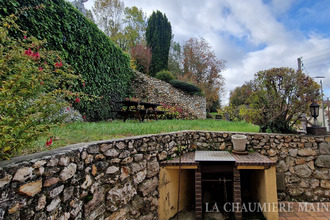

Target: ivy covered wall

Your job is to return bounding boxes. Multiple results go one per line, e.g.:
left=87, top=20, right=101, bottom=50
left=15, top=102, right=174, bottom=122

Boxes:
left=0, top=0, right=134, bottom=121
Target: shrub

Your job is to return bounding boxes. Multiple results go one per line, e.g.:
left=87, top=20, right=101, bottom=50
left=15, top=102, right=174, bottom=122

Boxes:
left=0, top=0, right=134, bottom=121
left=223, top=104, right=243, bottom=121
left=155, top=70, right=175, bottom=83
left=169, top=80, right=201, bottom=95
left=157, top=103, right=194, bottom=119
left=0, top=15, right=86, bottom=160
left=206, top=113, right=213, bottom=119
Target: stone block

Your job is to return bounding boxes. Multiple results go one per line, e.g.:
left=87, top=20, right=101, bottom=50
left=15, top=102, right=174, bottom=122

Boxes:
left=315, top=155, right=330, bottom=168
left=87, top=145, right=100, bottom=154
left=288, top=187, right=304, bottom=196
left=297, top=148, right=317, bottom=156
left=84, top=187, right=105, bottom=215
left=147, top=160, right=159, bottom=178
left=294, top=164, right=312, bottom=178
left=276, top=160, right=288, bottom=172
left=276, top=173, right=286, bottom=191
left=100, top=144, right=112, bottom=152
left=49, top=185, right=64, bottom=198
left=107, top=183, right=136, bottom=212
left=44, top=177, right=59, bottom=187
left=138, top=177, right=158, bottom=197
left=289, top=149, right=298, bottom=157
left=60, top=163, right=77, bottom=181
left=46, top=197, right=61, bottom=212
left=106, top=166, right=119, bottom=174
left=18, top=179, right=42, bottom=197
left=0, top=174, right=12, bottom=188
left=321, top=180, right=330, bottom=189
left=319, top=142, right=330, bottom=155
left=314, top=169, right=330, bottom=180
left=104, top=149, right=119, bottom=157
left=13, top=167, right=33, bottom=182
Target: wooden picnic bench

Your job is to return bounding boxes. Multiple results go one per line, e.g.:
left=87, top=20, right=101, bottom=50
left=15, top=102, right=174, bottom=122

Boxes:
left=115, top=100, right=165, bottom=122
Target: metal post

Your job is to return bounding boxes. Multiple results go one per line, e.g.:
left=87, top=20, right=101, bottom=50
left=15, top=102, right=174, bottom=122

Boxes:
left=327, top=97, right=330, bottom=131
left=320, top=80, right=325, bottom=127
left=177, top=146, right=182, bottom=220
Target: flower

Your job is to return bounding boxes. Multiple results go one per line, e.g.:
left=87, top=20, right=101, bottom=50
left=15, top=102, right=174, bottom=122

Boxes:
left=33, top=52, right=40, bottom=59
left=46, top=138, right=52, bottom=146
left=40, top=81, right=44, bottom=85
left=55, top=62, right=63, bottom=68
left=38, top=67, right=43, bottom=71
left=75, top=98, right=80, bottom=103
left=83, top=82, right=85, bottom=87
left=83, top=116, right=86, bottom=119
left=67, top=107, right=70, bottom=111
left=24, top=48, right=33, bottom=56
left=24, top=35, right=27, bottom=39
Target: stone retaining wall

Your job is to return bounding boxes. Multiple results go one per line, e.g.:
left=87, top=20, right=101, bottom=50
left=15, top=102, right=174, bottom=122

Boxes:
left=0, top=131, right=329, bottom=219
left=132, top=71, right=206, bottom=119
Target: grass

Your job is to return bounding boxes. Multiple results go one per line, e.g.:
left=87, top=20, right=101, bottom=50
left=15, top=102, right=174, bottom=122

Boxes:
left=19, top=119, right=259, bottom=157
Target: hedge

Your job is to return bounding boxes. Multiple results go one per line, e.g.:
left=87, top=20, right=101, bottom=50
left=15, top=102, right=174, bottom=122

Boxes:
left=169, top=80, right=201, bottom=95
left=155, top=70, right=175, bottom=83
left=0, top=0, right=134, bottom=121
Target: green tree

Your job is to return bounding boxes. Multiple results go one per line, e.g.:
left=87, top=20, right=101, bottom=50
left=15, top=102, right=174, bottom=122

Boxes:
left=227, top=81, right=253, bottom=119
left=229, top=81, right=253, bottom=107
left=240, top=67, right=320, bottom=133
left=93, top=0, right=124, bottom=44
left=168, top=40, right=183, bottom=77
left=146, top=10, right=172, bottom=75
left=92, top=0, right=147, bottom=51
left=123, top=6, right=147, bottom=50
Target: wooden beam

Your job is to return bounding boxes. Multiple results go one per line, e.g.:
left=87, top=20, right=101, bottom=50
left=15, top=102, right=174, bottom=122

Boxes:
left=237, top=165, right=265, bottom=170
left=165, top=165, right=198, bottom=170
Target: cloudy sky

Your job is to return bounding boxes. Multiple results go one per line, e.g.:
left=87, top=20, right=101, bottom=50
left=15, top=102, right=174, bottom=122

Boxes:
left=83, top=0, right=330, bottom=105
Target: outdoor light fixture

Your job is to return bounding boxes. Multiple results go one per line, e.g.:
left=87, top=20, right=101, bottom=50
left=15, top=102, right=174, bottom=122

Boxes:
left=310, top=102, right=320, bottom=127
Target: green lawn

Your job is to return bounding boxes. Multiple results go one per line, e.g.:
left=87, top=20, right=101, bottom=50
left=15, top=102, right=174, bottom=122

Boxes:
left=20, top=119, right=259, bottom=157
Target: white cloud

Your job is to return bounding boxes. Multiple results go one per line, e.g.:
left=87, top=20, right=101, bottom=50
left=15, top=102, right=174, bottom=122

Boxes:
left=270, top=0, right=295, bottom=14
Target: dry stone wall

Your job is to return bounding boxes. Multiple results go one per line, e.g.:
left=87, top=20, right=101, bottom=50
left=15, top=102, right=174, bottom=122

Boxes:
left=0, top=131, right=329, bottom=219
left=132, top=71, right=206, bottom=119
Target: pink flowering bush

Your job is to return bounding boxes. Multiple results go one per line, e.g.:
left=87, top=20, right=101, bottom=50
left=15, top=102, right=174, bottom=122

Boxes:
left=125, top=97, right=141, bottom=102
left=0, top=15, right=87, bottom=160
left=157, top=103, right=194, bottom=119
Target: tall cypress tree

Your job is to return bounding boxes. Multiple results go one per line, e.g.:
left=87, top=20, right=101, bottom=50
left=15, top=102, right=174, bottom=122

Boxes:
left=146, top=10, right=172, bottom=75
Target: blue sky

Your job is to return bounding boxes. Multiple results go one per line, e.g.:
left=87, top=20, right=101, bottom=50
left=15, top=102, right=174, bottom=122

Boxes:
left=281, top=1, right=330, bottom=37
left=83, top=0, right=330, bottom=104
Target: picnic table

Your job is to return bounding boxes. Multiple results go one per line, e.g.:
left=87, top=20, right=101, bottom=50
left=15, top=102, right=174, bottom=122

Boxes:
left=115, top=100, right=165, bottom=122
